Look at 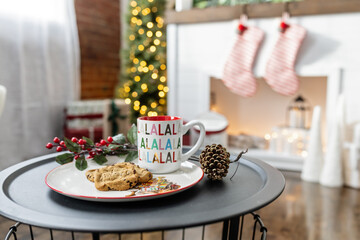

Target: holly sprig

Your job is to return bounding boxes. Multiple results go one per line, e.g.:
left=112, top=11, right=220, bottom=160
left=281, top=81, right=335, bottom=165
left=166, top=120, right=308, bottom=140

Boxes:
left=46, top=124, right=138, bottom=171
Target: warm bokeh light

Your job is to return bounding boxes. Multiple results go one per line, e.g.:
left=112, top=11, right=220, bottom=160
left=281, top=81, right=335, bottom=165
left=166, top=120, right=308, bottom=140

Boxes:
left=132, top=9, right=138, bottom=15
left=141, top=83, right=147, bottom=90
left=151, top=73, right=158, bottom=79
left=157, top=84, right=164, bottom=90
left=130, top=1, right=137, bottom=7
left=160, top=76, right=166, bottom=82
left=147, top=22, right=154, bottom=28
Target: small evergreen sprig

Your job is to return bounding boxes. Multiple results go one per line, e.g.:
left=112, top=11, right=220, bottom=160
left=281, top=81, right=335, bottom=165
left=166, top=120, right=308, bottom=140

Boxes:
left=46, top=125, right=138, bottom=171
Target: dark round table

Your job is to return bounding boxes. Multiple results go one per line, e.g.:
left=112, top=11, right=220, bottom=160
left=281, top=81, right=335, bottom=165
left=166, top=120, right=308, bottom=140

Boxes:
left=0, top=151, right=285, bottom=239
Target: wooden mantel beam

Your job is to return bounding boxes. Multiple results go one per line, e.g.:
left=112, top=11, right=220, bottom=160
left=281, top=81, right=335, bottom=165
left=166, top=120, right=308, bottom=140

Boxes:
left=165, top=0, right=360, bottom=24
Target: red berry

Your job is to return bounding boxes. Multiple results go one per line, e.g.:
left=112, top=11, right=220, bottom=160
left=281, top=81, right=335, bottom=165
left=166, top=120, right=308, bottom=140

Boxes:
left=71, top=137, right=78, bottom=143
left=100, top=140, right=107, bottom=146
left=53, top=137, right=60, bottom=143
left=87, top=156, right=93, bottom=159
left=74, top=155, right=79, bottom=160
left=107, top=136, right=113, bottom=143
left=60, top=141, right=65, bottom=146
left=89, top=151, right=96, bottom=157
left=56, top=146, right=63, bottom=152
left=46, top=143, right=53, bottom=149
left=78, top=139, right=86, bottom=145
left=95, top=143, right=101, bottom=147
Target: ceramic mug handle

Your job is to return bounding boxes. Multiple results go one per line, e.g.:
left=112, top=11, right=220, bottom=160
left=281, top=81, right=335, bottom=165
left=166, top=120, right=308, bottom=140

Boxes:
left=181, top=120, right=205, bottom=162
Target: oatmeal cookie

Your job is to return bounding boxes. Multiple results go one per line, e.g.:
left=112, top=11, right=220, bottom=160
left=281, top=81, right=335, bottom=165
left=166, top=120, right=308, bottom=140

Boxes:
left=85, top=169, right=97, bottom=182
left=94, top=164, right=138, bottom=191
left=112, top=162, right=152, bottom=182
left=134, top=165, right=153, bottom=183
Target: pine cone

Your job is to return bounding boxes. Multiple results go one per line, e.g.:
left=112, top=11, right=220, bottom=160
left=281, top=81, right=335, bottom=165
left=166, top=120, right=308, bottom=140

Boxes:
left=199, top=144, right=230, bottom=180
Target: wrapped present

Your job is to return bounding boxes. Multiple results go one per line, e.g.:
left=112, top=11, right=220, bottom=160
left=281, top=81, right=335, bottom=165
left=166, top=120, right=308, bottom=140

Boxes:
left=64, top=99, right=130, bottom=142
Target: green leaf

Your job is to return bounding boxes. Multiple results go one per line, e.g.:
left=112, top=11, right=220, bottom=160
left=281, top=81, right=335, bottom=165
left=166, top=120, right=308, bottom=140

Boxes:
left=64, top=138, right=81, bottom=153
left=107, top=144, right=122, bottom=151
left=82, top=136, right=94, bottom=146
left=75, top=156, right=88, bottom=171
left=127, top=124, right=137, bottom=145
left=125, top=151, right=138, bottom=162
left=55, top=153, right=74, bottom=165
left=117, top=151, right=128, bottom=156
left=112, top=133, right=126, bottom=144
left=93, top=155, right=107, bottom=165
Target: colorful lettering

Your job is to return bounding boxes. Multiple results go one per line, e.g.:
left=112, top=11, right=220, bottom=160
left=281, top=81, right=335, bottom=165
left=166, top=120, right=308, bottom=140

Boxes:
left=166, top=152, right=172, bottom=163
left=160, top=152, right=165, bottom=163
left=150, top=124, right=157, bottom=135
left=165, top=139, right=172, bottom=150
left=159, top=139, right=164, bottom=150
left=173, top=124, right=177, bottom=135
left=146, top=138, right=150, bottom=149
left=153, top=153, right=160, bottom=163
left=151, top=139, right=158, bottom=150
left=165, top=124, right=172, bottom=135
left=177, top=137, right=181, bottom=149
left=147, top=152, right=151, bottom=163
left=145, top=123, right=150, bottom=135
left=140, top=137, right=145, bottom=149
left=159, top=124, right=164, bottom=136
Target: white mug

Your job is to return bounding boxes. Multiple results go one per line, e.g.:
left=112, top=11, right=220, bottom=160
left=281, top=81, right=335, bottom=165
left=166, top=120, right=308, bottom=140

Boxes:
left=137, top=116, right=205, bottom=173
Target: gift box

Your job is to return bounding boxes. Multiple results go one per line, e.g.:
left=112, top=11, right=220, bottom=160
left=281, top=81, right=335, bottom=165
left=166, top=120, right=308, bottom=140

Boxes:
left=63, top=99, right=131, bottom=142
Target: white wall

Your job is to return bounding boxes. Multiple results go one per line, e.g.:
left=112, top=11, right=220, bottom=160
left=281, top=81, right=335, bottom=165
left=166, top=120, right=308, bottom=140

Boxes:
left=167, top=12, right=360, bottom=141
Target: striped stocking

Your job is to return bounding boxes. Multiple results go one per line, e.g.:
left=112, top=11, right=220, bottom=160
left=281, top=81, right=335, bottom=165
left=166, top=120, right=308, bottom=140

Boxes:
left=264, top=20, right=306, bottom=96
left=223, top=22, right=264, bottom=97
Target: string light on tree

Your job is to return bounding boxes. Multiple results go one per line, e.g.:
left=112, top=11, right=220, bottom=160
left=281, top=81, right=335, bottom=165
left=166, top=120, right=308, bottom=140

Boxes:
left=116, top=0, right=167, bottom=123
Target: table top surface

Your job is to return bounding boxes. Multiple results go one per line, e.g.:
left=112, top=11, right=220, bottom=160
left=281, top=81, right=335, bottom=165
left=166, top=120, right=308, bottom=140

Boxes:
left=0, top=151, right=285, bottom=233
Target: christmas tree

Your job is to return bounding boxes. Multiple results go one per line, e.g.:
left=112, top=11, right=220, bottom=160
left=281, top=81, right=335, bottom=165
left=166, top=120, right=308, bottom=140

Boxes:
left=117, top=0, right=167, bottom=123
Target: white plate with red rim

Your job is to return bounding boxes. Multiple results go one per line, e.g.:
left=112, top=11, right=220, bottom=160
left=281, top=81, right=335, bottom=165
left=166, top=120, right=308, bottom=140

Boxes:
left=45, top=158, right=204, bottom=202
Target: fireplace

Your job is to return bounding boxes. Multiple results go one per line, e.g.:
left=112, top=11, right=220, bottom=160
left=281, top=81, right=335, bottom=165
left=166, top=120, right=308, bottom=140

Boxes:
left=210, top=76, right=327, bottom=139
left=207, top=76, right=328, bottom=169
left=166, top=13, right=360, bottom=172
